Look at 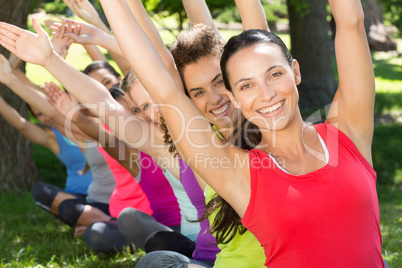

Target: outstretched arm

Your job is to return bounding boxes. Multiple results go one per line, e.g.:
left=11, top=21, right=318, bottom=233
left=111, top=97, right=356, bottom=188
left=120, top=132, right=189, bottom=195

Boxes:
left=0, top=54, right=81, bottom=134
left=0, top=94, right=58, bottom=153
left=98, top=0, right=251, bottom=217
left=45, top=82, right=140, bottom=177
left=235, top=0, right=269, bottom=31
left=181, top=0, right=224, bottom=42
left=50, top=19, right=125, bottom=58
left=63, top=0, right=130, bottom=75
left=0, top=18, right=159, bottom=155
left=125, top=0, right=184, bottom=90
left=327, top=0, right=374, bottom=164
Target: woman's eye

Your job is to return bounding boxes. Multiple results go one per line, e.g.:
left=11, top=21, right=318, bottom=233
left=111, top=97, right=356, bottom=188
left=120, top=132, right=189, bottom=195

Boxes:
left=215, top=79, right=224, bottom=87
left=240, top=83, right=252, bottom=90
left=143, top=103, right=149, bottom=110
left=194, top=91, right=205, bottom=98
left=270, top=72, right=282, bottom=79
left=132, top=107, right=140, bottom=113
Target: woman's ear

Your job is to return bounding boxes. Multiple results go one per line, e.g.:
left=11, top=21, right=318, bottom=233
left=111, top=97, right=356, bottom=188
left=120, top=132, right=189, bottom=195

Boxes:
left=292, top=59, right=301, bottom=85
left=226, top=90, right=240, bottom=110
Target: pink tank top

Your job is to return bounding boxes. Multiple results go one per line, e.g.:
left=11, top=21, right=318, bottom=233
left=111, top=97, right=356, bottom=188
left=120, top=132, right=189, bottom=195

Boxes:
left=242, top=122, right=384, bottom=267
left=140, top=152, right=181, bottom=227
left=97, top=147, right=152, bottom=218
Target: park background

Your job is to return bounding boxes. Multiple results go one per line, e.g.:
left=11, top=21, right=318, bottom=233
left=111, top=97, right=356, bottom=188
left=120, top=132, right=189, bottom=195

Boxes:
left=0, top=0, right=401, bottom=267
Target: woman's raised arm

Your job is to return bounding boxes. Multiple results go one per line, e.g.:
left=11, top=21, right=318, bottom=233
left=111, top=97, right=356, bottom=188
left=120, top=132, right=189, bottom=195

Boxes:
left=98, top=0, right=251, bottom=217
left=0, top=18, right=151, bottom=152
left=45, top=82, right=140, bottom=177
left=235, top=0, right=269, bottom=31
left=0, top=95, right=57, bottom=153
left=327, top=0, right=375, bottom=165
left=0, top=54, right=71, bottom=130
left=182, top=0, right=224, bottom=42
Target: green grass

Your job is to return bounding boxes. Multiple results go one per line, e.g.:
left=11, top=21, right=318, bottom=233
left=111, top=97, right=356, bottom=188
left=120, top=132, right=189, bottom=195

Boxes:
left=0, top=191, right=143, bottom=267
left=378, top=185, right=402, bottom=267
left=0, top=146, right=143, bottom=267
left=373, top=124, right=402, bottom=185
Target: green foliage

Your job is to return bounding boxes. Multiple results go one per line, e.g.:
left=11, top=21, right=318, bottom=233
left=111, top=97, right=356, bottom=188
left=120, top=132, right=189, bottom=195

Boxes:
left=42, top=0, right=68, bottom=15
left=143, top=0, right=239, bottom=30
left=30, top=0, right=68, bottom=15
left=30, top=0, right=44, bottom=13
left=287, top=0, right=310, bottom=18
left=382, top=0, right=402, bottom=32
left=215, top=1, right=288, bottom=25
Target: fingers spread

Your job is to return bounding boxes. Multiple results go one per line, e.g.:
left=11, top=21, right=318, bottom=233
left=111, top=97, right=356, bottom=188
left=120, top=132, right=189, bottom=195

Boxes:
left=32, top=18, right=47, bottom=36
left=0, top=37, right=17, bottom=54
left=0, top=22, right=25, bottom=36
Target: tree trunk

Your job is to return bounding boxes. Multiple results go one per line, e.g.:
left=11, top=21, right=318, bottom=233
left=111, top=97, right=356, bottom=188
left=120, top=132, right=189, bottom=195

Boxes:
left=287, top=0, right=337, bottom=115
left=362, top=0, right=397, bottom=51
left=0, top=0, right=42, bottom=192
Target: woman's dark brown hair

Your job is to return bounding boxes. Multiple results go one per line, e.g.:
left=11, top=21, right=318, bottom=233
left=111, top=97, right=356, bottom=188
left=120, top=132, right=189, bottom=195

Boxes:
left=83, top=60, right=121, bottom=78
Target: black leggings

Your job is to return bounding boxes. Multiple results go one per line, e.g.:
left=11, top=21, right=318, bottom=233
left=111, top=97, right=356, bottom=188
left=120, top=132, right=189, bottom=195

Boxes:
left=32, top=182, right=86, bottom=211
left=32, top=182, right=109, bottom=227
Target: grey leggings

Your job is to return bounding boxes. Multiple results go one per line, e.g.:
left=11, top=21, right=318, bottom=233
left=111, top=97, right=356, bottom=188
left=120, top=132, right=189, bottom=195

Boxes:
left=84, top=219, right=133, bottom=253
left=136, top=250, right=214, bottom=268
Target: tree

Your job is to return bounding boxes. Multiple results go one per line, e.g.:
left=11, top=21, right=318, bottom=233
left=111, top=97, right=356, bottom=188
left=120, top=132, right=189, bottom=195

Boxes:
left=363, top=0, right=397, bottom=51
left=287, top=0, right=337, bottom=114
left=0, top=0, right=42, bottom=192
left=382, top=0, right=402, bottom=32
left=143, top=0, right=233, bottom=36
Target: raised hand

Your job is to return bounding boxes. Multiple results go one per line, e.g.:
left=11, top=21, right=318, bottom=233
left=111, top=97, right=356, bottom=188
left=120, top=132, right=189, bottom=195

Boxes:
left=45, top=81, right=82, bottom=122
left=51, top=20, right=79, bottom=59
left=55, top=18, right=102, bottom=45
left=64, top=0, right=101, bottom=26
left=0, top=54, right=13, bottom=84
left=0, top=18, right=53, bottom=67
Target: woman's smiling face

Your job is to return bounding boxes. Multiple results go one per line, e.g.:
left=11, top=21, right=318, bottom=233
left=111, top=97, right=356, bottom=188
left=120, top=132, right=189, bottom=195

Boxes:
left=182, top=55, right=239, bottom=130
left=226, top=43, right=301, bottom=132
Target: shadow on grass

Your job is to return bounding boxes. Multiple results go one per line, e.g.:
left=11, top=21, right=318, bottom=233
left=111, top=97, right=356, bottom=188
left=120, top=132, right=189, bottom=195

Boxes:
left=373, top=124, right=402, bottom=185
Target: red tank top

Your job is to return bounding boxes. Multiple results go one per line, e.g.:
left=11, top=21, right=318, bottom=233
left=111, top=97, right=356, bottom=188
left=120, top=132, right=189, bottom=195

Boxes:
left=242, top=122, right=384, bottom=267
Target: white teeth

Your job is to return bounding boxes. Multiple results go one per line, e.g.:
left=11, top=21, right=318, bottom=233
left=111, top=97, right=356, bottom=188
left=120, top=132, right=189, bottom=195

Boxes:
left=258, top=101, right=284, bottom=114
left=211, top=103, right=229, bottom=115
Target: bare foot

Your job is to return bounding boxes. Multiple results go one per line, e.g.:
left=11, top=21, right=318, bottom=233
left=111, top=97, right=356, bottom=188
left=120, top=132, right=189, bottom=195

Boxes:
left=74, top=226, right=87, bottom=238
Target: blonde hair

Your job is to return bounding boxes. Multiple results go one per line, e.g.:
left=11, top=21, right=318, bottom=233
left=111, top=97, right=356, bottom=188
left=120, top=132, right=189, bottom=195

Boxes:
left=119, top=69, right=138, bottom=94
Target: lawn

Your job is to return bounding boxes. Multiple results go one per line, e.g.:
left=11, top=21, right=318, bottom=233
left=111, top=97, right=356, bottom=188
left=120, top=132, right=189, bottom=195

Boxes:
left=2, top=15, right=401, bottom=268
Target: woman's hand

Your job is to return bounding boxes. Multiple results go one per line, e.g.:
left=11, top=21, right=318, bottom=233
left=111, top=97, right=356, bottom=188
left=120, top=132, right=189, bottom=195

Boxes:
left=51, top=20, right=78, bottom=59
left=0, top=54, right=14, bottom=85
left=63, top=0, right=101, bottom=26
left=0, top=18, right=54, bottom=67
left=50, top=19, right=102, bottom=46
left=45, top=81, right=82, bottom=122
